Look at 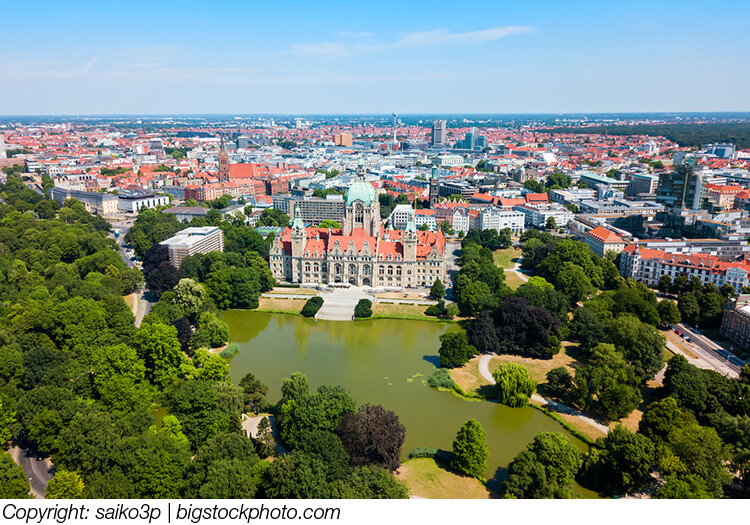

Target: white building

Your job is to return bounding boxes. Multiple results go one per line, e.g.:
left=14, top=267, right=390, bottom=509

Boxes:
left=161, top=227, right=225, bottom=269
left=584, top=226, right=626, bottom=258
left=118, top=193, right=170, bottom=213
left=478, top=208, right=525, bottom=235
left=415, top=209, right=437, bottom=231
left=389, top=204, right=414, bottom=229
left=514, top=203, right=574, bottom=229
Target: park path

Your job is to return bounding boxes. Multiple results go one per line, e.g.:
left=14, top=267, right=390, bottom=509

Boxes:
left=315, top=286, right=374, bottom=321
left=478, top=354, right=609, bottom=435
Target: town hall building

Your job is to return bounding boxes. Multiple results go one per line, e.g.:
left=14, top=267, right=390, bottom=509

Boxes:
left=270, top=162, right=447, bottom=288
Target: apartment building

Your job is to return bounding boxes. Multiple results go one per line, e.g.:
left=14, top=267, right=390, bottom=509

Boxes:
left=50, top=186, right=120, bottom=215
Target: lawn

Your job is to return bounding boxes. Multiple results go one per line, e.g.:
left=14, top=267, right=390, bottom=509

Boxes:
left=450, top=356, right=494, bottom=398
left=487, top=342, right=583, bottom=385
left=397, top=458, right=493, bottom=499
left=492, top=247, right=520, bottom=269
left=370, top=301, right=457, bottom=322
left=255, top=296, right=306, bottom=315
left=123, top=293, right=136, bottom=311
left=266, top=288, right=320, bottom=295
left=504, top=272, right=527, bottom=290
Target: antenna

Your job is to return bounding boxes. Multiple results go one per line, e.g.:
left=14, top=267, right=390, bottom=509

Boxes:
left=392, top=112, right=398, bottom=146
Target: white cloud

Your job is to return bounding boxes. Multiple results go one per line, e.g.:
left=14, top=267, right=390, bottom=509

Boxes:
left=80, top=57, right=98, bottom=73
left=286, top=25, right=534, bottom=56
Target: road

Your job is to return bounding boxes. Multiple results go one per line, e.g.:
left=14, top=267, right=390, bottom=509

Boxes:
left=8, top=445, right=53, bottom=499
left=675, top=322, right=743, bottom=378
left=110, top=218, right=154, bottom=327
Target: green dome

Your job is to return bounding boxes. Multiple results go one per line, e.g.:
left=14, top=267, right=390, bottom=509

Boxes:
left=346, top=179, right=376, bottom=206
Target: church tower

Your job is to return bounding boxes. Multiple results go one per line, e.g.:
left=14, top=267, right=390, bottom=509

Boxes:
left=291, top=205, right=306, bottom=282
left=218, top=135, right=230, bottom=181
left=343, top=158, right=380, bottom=236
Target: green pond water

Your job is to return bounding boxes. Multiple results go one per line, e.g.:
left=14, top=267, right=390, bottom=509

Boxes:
left=222, top=311, right=599, bottom=497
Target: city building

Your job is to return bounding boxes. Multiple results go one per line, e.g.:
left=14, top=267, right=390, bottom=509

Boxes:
left=478, top=208, right=526, bottom=235
left=578, top=171, right=630, bottom=191
left=584, top=226, right=626, bottom=258
left=514, top=203, right=574, bottom=229
left=619, top=244, right=750, bottom=293
left=431, top=120, right=446, bottom=148
left=627, top=173, right=659, bottom=197
left=273, top=194, right=346, bottom=225
left=656, top=165, right=706, bottom=209
left=389, top=204, right=414, bottom=229
left=270, top=161, right=447, bottom=288
left=161, top=226, right=224, bottom=268
left=164, top=206, right=209, bottom=223
left=334, top=133, right=353, bottom=147
left=118, top=192, right=170, bottom=213
left=721, top=294, right=750, bottom=349
left=50, top=186, right=119, bottom=215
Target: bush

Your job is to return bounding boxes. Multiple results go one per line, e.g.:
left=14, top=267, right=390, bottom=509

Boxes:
left=219, top=343, right=240, bottom=359
left=438, top=332, right=477, bottom=368
left=301, top=296, right=324, bottom=317
left=354, top=299, right=373, bottom=318
left=427, top=368, right=455, bottom=389
left=546, top=367, right=573, bottom=395
left=425, top=304, right=442, bottom=317
left=408, top=447, right=454, bottom=463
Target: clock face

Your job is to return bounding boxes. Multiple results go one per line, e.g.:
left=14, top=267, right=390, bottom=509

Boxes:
left=355, top=203, right=363, bottom=211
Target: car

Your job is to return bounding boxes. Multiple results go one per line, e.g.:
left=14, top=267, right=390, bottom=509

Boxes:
left=685, top=337, right=691, bottom=343
left=675, top=329, right=682, bottom=336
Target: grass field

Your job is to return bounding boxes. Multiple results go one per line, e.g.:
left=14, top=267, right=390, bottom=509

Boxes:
left=450, top=356, right=495, bottom=398
left=397, top=458, right=493, bottom=499
left=123, top=294, right=136, bottom=311
left=266, top=288, right=320, bottom=295
left=492, top=247, right=520, bottom=269
left=504, top=272, right=527, bottom=290
left=255, top=296, right=306, bottom=315
left=488, top=342, right=583, bottom=385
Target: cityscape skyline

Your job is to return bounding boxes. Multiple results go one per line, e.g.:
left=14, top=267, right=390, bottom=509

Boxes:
left=3, top=0, right=749, bottom=115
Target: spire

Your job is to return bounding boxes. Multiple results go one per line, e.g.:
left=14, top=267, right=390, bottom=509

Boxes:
left=356, top=156, right=365, bottom=179
left=292, top=204, right=305, bottom=230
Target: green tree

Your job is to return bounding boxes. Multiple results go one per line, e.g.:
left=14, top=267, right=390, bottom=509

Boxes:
left=658, top=275, right=672, bottom=294
left=657, top=299, right=681, bottom=325
left=451, top=419, right=489, bottom=479
left=493, top=363, right=536, bottom=407
left=92, top=343, right=151, bottom=412
left=280, top=372, right=309, bottom=404
left=607, top=314, right=665, bottom=381
left=133, top=322, right=184, bottom=387
left=354, top=299, right=373, bottom=318
left=172, top=278, right=207, bottom=320
left=318, top=219, right=342, bottom=229
left=503, top=432, right=582, bottom=499
left=545, top=216, right=557, bottom=230
left=546, top=367, right=574, bottom=396
left=678, top=292, right=700, bottom=326
left=239, top=372, right=268, bottom=413
left=0, top=452, right=31, bottom=498
left=47, top=470, right=85, bottom=499
left=655, top=475, right=712, bottom=499
left=430, top=278, right=445, bottom=300
left=438, top=332, right=477, bottom=368
left=555, top=262, right=594, bottom=304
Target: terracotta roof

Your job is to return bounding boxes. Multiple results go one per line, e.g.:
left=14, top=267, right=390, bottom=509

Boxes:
left=586, top=226, right=624, bottom=244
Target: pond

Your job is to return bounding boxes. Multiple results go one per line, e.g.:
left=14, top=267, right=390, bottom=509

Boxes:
left=222, top=311, right=599, bottom=497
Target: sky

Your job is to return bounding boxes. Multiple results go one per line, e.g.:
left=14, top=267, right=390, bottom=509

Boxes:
left=2, top=0, right=749, bottom=115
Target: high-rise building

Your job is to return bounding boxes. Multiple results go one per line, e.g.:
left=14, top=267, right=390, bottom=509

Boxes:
left=161, top=226, right=225, bottom=269
left=429, top=167, right=440, bottom=208
left=431, top=120, right=446, bottom=148
left=656, top=165, right=706, bottom=210
left=0, top=136, right=6, bottom=159
left=334, top=133, right=353, bottom=147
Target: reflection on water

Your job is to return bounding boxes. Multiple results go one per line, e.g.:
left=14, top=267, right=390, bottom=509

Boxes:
left=220, top=311, right=600, bottom=498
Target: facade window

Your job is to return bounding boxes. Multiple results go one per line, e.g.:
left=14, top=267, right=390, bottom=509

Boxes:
left=379, top=266, right=384, bottom=275
left=305, top=263, right=311, bottom=272
left=396, top=267, right=402, bottom=276
left=387, top=265, right=394, bottom=275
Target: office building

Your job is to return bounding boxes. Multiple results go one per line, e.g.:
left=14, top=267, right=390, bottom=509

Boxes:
left=431, top=120, right=446, bottom=148
left=627, top=173, right=659, bottom=197
left=334, top=133, right=353, bottom=147
left=273, top=194, right=346, bottom=225
left=584, top=226, right=626, bottom=258
left=478, top=208, right=526, bottom=235
left=50, top=186, right=119, bottom=215
left=656, top=165, right=706, bottom=209
left=118, top=192, right=170, bottom=213
left=161, top=226, right=224, bottom=268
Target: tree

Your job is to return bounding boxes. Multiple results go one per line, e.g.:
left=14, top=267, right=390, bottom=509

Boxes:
left=239, top=372, right=268, bottom=413
left=657, top=299, right=681, bottom=325
left=47, top=470, right=85, bottom=499
left=546, top=216, right=557, bottom=230
left=280, top=372, right=309, bottom=404
left=133, top=322, right=184, bottom=387
left=336, top=404, right=406, bottom=471
left=555, top=262, right=594, bottom=304
left=607, top=314, right=665, bottom=381
left=438, top=332, right=476, bottom=368
left=491, top=296, right=562, bottom=359
left=451, top=419, right=488, bottom=479
left=262, top=452, right=331, bottom=499
left=579, top=425, right=654, bottom=496
left=658, top=275, right=672, bottom=294
left=466, top=311, right=499, bottom=354
left=546, top=367, right=574, bottom=396
left=278, top=384, right=356, bottom=449
left=318, top=220, right=341, bottom=229
left=655, top=475, right=712, bottom=499
left=430, top=278, right=445, bottom=300
left=0, top=452, right=31, bottom=498
left=493, top=363, right=536, bottom=407
left=295, top=430, right=349, bottom=482
left=330, top=466, right=408, bottom=499
left=172, top=278, right=207, bottom=320
left=354, top=299, right=372, bottom=318
left=166, top=380, right=233, bottom=449
left=503, top=432, right=582, bottom=499
left=569, top=307, right=605, bottom=352
left=678, top=292, right=700, bottom=326
left=91, top=343, right=151, bottom=412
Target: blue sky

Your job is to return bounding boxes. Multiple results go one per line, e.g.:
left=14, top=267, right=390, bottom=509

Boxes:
left=2, top=0, right=749, bottom=115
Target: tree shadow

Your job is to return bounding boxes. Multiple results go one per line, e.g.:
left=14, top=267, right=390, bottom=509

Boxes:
left=422, top=355, right=441, bottom=368
left=486, top=466, right=508, bottom=497
left=478, top=384, right=497, bottom=399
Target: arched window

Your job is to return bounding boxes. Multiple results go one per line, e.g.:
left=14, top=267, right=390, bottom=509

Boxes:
left=349, top=264, right=356, bottom=274
left=363, top=265, right=371, bottom=275
left=305, top=263, right=311, bottom=272
left=335, top=263, right=342, bottom=274
left=379, top=266, right=384, bottom=275
left=313, top=263, right=319, bottom=272
left=396, top=267, right=402, bottom=276
left=387, top=265, right=394, bottom=275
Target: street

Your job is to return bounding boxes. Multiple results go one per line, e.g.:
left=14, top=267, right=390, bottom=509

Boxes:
left=110, top=216, right=153, bottom=327
left=675, top=322, right=743, bottom=378
left=8, top=445, right=53, bottom=499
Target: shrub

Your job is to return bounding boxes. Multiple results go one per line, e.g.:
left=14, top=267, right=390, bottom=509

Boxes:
left=301, top=296, right=324, bottom=317
left=408, top=447, right=454, bottom=463
left=427, top=368, right=455, bottom=389
left=354, top=299, right=373, bottom=318
left=493, top=363, right=536, bottom=407
left=219, top=343, right=240, bottom=359
left=546, top=367, right=573, bottom=395
left=425, top=304, right=442, bottom=317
